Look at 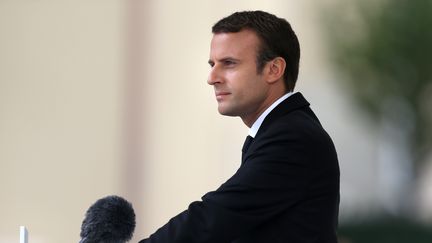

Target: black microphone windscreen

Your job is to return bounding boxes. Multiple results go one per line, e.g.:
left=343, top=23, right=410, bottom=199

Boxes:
left=80, top=195, right=136, bottom=243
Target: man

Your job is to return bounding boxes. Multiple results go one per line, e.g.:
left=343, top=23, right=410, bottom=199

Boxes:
left=140, top=10, right=340, bottom=243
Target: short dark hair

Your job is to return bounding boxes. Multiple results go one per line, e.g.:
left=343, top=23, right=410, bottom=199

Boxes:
left=212, top=11, right=300, bottom=91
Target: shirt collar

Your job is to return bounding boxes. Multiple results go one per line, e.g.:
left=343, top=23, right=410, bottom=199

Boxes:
left=248, top=92, right=293, bottom=138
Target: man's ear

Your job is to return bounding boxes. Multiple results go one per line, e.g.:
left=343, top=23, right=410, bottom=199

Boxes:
left=266, top=57, right=286, bottom=84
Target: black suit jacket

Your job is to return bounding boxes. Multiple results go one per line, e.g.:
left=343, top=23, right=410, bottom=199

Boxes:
left=139, top=92, right=340, bottom=243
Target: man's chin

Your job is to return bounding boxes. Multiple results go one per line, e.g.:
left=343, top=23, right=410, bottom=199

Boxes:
left=217, top=107, right=238, bottom=117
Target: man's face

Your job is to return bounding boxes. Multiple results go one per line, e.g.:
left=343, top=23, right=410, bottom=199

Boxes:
left=208, top=29, right=270, bottom=126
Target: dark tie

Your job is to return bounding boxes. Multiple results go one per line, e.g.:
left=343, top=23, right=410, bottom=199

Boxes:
left=241, top=135, right=254, bottom=163
left=242, top=135, right=254, bottom=153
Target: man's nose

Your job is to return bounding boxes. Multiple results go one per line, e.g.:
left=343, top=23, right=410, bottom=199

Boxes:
left=207, top=66, right=221, bottom=85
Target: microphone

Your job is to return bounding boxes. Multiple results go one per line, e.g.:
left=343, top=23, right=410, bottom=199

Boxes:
left=79, top=195, right=136, bottom=243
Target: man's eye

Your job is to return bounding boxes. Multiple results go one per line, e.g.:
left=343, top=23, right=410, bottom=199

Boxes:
left=224, top=60, right=236, bottom=66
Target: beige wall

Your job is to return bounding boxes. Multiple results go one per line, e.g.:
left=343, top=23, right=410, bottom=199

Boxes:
left=0, top=1, right=124, bottom=242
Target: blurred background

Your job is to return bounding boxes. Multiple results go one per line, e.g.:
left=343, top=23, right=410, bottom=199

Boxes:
left=1, top=0, right=431, bottom=242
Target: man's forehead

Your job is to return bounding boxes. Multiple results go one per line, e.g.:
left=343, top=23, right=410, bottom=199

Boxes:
left=210, top=30, right=260, bottom=57
left=211, top=29, right=260, bottom=44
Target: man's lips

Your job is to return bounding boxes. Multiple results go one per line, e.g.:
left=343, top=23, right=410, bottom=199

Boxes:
left=215, top=92, right=230, bottom=100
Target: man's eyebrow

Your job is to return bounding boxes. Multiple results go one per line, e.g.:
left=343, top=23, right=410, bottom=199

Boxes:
left=208, top=57, right=239, bottom=64
left=220, top=57, right=239, bottom=62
